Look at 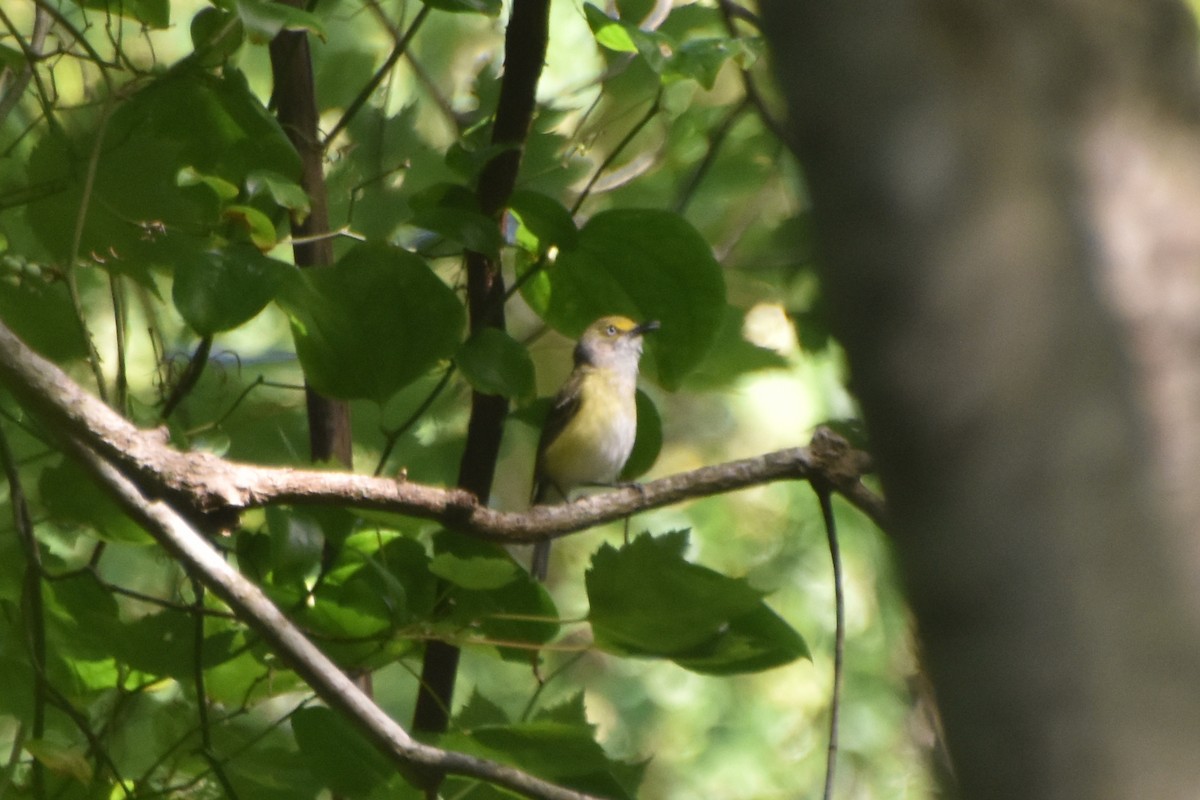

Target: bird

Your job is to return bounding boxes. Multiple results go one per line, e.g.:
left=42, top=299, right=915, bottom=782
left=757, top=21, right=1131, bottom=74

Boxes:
left=530, top=315, right=659, bottom=580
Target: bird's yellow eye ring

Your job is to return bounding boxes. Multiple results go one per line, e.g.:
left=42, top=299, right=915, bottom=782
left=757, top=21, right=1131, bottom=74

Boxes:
left=606, top=324, right=617, bottom=336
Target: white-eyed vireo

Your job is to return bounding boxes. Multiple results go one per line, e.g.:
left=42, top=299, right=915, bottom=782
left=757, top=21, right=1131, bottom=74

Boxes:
left=530, top=315, right=660, bottom=580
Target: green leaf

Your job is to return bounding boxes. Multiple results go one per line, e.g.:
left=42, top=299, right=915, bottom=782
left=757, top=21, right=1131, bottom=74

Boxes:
left=664, top=37, right=743, bottom=90
left=24, top=740, right=93, bottom=784
left=583, top=4, right=639, bottom=53
left=525, top=208, right=725, bottom=389
left=44, top=574, right=121, bottom=662
left=454, top=691, right=511, bottom=729
left=291, top=707, right=391, bottom=798
left=430, top=553, right=520, bottom=591
left=0, top=44, right=24, bottom=73
left=419, top=0, right=502, bottom=16
left=433, top=532, right=559, bottom=656
left=190, top=7, right=245, bottom=67
left=681, top=305, right=790, bottom=390
left=26, top=70, right=300, bottom=281
left=441, top=721, right=638, bottom=799
left=236, top=0, right=326, bottom=43
left=266, top=506, right=325, bottom=585
left=0, top=276, right=89, bottom=362
left=302, top=533, right=428, bottom=654
left=177, top=165, right=240, bottom=201
left=277, top=242, right=465, bottom=403
left=246, top=170, right=312, bottom=222
left=172, top=244, right=288, bottom=335
left=224, top=204, right=278, bottom=250
left=410, top=207, right=503, bottom=255
left=455, top=328, right=535, bottom=400
left=39, top=460, right=151, bottom=544
left=508, top=190, right=578, bottom=251
left=68, top=0, right=168, bottom=28
left=587, top=532, right=759, bottom=654
left=670, top=604, right=811, bottom=675
left=114, top=614, right=241, bottom=678
left=586, top=533, right=809, bottom=672
left=406, top=183, right=501, bottom=255
left=620, top=389, right=660, bottom=480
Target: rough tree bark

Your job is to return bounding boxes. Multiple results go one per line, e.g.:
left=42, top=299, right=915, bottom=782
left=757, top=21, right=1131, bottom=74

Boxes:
left=762, top=1, right=1200, bottom=798
left=269, top=2, right=354, bottom=468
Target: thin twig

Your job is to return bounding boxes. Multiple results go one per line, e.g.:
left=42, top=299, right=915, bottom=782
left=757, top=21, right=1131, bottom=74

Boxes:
left=0, top=4, right=54, bottom=129
left=674, top=97, right=749, bottom=214
left=0, top=425, right=46, bottom=799
left=191, top=577, right=241, bottom=799
left=570, top=90, right=661, bottom=216
left=65, top=93, right=117, bottom=403
left=374, top=365, right=456, bottom=476
left=109, top=273, right=128, bottom=413
left=814, top=482, right=844, bottom=800
left=322, top=4, right=431, bottom=149
left=160, top=336, right=214, bottom=421
left=715, top=0, right=789, bottom=147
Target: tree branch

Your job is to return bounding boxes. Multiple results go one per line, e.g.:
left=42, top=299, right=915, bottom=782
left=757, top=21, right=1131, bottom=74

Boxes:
left=0, top=319, right=885, bottom=541
left=60, top=438, right=604, bottom=800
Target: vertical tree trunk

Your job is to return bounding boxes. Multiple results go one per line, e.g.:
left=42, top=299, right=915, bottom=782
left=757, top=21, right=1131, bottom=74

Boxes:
left=269, top=5, right=353, bottom=469
left=763, top=2, right=1200, bottom=797
left=410, top=0, right=552, bottom=753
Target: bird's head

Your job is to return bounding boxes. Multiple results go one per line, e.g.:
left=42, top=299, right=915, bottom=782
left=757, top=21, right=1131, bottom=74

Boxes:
left=574, top=315, right=660, bottom=372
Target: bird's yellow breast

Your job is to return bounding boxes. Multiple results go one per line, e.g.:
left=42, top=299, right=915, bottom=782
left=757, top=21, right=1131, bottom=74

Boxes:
left=539, top=368, right=637, bottom=495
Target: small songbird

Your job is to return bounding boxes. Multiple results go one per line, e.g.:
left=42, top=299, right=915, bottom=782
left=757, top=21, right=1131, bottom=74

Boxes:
left=530, top=315, right=660, bottom=580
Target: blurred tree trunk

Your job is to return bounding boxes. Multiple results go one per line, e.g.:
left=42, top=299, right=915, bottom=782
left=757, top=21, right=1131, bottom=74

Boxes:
left=762, top=2, right=1200, bottom=798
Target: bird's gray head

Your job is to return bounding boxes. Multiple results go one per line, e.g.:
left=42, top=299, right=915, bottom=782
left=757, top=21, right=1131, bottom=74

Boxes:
left=574, top=315, right=660, bottom=374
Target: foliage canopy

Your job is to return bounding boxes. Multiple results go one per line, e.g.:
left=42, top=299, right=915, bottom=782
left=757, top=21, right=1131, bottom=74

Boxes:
left=0, top=0, right=925, bottom=798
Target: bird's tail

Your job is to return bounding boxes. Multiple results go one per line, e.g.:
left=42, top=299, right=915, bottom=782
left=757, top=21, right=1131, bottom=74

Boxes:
left=529, top=480, right=564, bottom=581
left=530, top=540, right=551, bottom=582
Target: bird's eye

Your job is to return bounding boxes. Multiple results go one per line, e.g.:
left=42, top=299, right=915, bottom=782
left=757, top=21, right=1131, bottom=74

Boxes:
left=606, top=324, right=617, bottom=336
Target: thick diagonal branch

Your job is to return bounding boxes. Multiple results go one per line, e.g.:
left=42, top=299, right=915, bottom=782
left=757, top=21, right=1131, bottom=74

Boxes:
left=61, top=439, right=601, bottom=800
left=0, top=319, right=883, bottom=538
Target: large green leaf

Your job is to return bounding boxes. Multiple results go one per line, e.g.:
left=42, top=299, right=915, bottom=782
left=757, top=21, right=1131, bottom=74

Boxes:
left=39, top=460, right=151, bottom=544
left=278, top=242, right=465, bottom=403
left=25, top=69, right=299, bottom=283
left=44, top=574, right=122, bottom=663
left=112, top=613, right=241, bottom=678
left=291, top=707, right=392, bottom=798
left=172, top=244, right=289, bottom=335
left=68, top=0, right=168, bottom=28
left=0, top=273, right=89, bottom=361
left=524, top=209, right=725, bottom=389
left=433, top=531, right=559, bottom=658
left=419, top=0, right=502, bottom=16
left=189, top=7, right=245, bottom=67
left=508, top=190, right=578, bottom=251
left=621, top=389, right=661, bottom=480
left=295, top=534, right=435, bottom=669
left=455, top=327, right=535, bottom=401
left=670, top=603, right=811, bottom=675
left=586, top=532, right=809, bottom=673
left=440, top=719, right=638, bottom=799
left=266, top=506, right=325, bottom=585
left=680, top=304, right=790, bottom=390
left=236, top=0, right=326, bottom=43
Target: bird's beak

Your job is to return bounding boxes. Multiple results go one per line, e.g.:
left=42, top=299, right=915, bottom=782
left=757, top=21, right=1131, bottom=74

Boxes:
left=632, top=319, right=661, bottom=336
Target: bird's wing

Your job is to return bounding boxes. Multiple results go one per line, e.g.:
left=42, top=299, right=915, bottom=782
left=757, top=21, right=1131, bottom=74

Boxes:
left=531, top=370, right=585, bottom=504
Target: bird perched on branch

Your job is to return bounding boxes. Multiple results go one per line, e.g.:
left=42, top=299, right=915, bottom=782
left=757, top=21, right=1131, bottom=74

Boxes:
left=530, top=315, right=659, bottom=580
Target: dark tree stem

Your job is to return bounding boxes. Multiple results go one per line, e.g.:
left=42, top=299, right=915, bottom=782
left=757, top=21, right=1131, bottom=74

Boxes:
left=268, top=3, right=352, bottom=469
left=411, top=0, right=553, bottom=755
